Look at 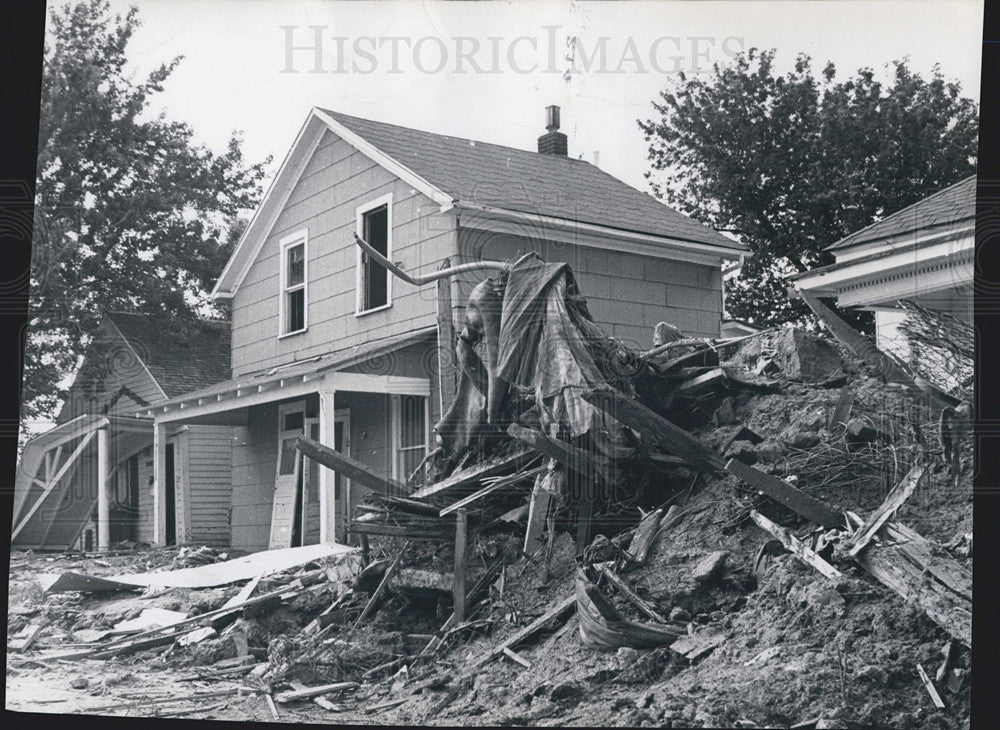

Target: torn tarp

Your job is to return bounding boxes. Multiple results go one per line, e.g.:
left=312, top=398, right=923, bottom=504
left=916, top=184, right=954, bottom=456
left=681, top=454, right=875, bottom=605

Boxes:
left=38, top=543, right=360, bottom=593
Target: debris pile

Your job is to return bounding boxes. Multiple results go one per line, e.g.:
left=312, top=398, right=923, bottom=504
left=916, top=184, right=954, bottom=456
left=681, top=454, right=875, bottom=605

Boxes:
left=6, top=252, right=973, bottom=727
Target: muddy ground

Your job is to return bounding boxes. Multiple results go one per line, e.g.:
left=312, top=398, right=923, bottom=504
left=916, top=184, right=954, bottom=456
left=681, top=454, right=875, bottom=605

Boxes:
left=5, top=367, right=973, bottom=728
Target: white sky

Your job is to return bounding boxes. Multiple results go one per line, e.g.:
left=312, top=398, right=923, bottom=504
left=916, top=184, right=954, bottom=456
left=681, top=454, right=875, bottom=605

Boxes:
left=90, top=0, right=984, bottom=191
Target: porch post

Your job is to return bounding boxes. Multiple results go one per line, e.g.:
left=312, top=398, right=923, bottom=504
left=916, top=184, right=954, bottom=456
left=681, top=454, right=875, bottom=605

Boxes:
left=96, top=426, right=110, bottom=552
left=318, top=384, right=337, bottom=544
left=153, top=422, right=168, bottom=545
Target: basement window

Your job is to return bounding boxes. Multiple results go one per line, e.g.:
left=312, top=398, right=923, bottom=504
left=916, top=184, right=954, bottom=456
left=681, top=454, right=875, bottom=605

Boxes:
left=356, top=194, right=392, bottom=315
left=280, top=230, right=308, bottom=336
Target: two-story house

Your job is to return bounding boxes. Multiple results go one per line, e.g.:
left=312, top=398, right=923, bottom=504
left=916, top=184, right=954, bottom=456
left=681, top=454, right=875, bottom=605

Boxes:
left=16, top=106, right=746, bottom=554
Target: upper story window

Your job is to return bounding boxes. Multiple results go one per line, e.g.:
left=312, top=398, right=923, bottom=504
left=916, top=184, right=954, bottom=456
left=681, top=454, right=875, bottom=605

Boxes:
left=356, top=194, right=393, bottom=315
left=280, top=230, right=308, bottom=336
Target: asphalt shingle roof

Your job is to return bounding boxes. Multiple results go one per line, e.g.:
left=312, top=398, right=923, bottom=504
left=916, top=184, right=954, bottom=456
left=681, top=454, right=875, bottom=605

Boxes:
left=321, top=109, right=743, bottom=252
left=827, top=175, right=977, bottom=251
left=106, top=312, right=232, bottom=398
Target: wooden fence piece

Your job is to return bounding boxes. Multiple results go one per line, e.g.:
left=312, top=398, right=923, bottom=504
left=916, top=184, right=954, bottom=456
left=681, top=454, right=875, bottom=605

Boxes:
left=749, top=510, right=843, bottom=581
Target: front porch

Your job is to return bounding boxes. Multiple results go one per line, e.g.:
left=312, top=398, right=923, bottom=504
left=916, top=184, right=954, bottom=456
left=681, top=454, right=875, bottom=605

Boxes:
left=145, top=368, right=431, bottom=550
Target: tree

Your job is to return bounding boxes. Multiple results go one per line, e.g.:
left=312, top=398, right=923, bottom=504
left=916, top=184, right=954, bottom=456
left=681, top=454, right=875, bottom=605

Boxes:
left=24, top=0, right=268, bottom=426
left=638, top=49, right=978, bottom=329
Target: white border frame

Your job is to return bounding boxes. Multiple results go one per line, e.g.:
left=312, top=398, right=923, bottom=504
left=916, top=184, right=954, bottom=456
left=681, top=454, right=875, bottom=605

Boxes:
left=355, top=193, right=394, bottom=317
left=278, top=228, right=309, bottom=338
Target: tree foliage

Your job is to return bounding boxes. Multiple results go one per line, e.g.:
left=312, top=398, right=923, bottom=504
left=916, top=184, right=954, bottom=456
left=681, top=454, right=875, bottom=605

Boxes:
left=639, top=49, right=978, bottom=329
left=25, top=0, right=268, bottom=423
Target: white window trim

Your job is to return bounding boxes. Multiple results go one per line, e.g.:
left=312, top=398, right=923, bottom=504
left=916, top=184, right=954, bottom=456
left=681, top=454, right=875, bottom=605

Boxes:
left=278, top=228, right=309, bottom=338
left=355, top=193, right=394, bottom=317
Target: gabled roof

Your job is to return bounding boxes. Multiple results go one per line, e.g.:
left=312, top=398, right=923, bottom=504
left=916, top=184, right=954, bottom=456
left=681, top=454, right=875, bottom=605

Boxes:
left=319, top=109, right=741, bottom=250
left=827, top=175, right=977, bottom=252
left=105, top=312, right=232, bottom=398
left=212, top=107, right=744, bottom=297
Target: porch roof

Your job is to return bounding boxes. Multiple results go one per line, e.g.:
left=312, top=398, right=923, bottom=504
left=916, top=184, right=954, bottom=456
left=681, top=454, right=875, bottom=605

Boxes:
left=142, top=327, right=436, bottom=424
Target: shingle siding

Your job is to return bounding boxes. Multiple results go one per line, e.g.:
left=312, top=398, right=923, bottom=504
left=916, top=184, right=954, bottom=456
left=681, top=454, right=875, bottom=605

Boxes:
left=230, top=129, right=458, bottom=378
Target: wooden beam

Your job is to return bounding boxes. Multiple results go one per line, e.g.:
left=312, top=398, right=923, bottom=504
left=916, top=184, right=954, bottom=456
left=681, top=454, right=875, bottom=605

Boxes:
left=828, top=387, right=855, bottom=430
left=523, top=462, right=560, bottom=557
left=410, top=448, right=534, bottom=501
left=749, top=510, right=843, bottom=581
left=726, top=458, right=843, bottom=529
left=847, top=462, right=925, bottom=558
left=453, top=509, right=467, bottom=623
left=675, top=368, right=727, bottom=398
left=581, top=390, right=726, bottom=475
left=296, top=435, right=404, bottom=497
left=507, top=422, right=612, bottom=483
left=595, top=563, right=670, bottom=624
left=439, top=463, right=546, bottom=517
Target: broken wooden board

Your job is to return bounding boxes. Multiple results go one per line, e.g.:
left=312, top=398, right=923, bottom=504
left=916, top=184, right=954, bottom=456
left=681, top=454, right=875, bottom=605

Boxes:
left=411, top=448, right=535, bottom=501
left=827, top=387, right=856, bottom=430
left=726, top=458, right=843, bottom=529
left=296, top=435, right=405, bottom=496
left=582, top=389, right=726, bottom=475
left=675, top=368, right=727, bottom=398
left=38, top=543, right=359, bottom=593
left=853, top=519, right=971, bottom=646
left=275, top=682, right=358, bottom=704
left=847, top=462, right=925, bottom=558
left=507, top=423, right=612, bottom=484
left=626, top=508, right=663, bottom=565
left=749, top=510, right=843, bottom=582
left=523, top=463, right=562, bottom=557
left=595, top=563, right=670, bottom=625
left=439, top=463, right=546, bottom=517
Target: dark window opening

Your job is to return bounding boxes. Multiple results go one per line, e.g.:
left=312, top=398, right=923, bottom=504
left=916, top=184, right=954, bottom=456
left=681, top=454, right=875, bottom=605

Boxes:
left=360, top=204, right=389, bottom=312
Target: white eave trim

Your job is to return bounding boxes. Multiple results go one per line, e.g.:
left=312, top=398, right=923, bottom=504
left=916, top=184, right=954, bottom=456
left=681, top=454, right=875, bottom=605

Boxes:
left=455, top=202, right=747, bottom=266
left=211, top=107, right=456, bottom=300
left=794, top=234, right=974, bottom=293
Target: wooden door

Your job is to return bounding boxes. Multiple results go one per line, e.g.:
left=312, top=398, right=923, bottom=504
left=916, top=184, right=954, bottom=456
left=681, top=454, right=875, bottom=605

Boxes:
left=269, top=402, right=305, bottom=549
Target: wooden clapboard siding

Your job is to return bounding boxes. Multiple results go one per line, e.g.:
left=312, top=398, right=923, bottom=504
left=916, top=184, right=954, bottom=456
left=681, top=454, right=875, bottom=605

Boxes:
left=184, top=425, right=235, bottom=547
left=230, top=129, right=459, bottom=378
left=230, top=406, right=280, bottom=553
left=136, top=446, right=155, bottom=544
left=455, top=230, right=723, bottom=351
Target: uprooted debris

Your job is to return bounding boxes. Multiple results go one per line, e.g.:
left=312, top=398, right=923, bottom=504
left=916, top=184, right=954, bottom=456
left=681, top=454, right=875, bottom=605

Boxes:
left=7, top=253, right=973, bottom=727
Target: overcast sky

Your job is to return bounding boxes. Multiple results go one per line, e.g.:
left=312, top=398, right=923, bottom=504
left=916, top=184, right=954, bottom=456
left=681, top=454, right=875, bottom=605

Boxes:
left=89, top=0, right=984, bottom=193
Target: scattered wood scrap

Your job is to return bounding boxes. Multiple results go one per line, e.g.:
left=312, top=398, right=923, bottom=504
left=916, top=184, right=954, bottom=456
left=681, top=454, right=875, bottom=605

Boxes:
left=274, top=682, right=358, bottom=704
left=749, top=510, right=843, bottom=582
left=295, top=435, right=405, bottom=496
left=917, top=662, right=946, bottom=709
left=727, top=458, right=843, bottom=529
left=625, top=508, right=663, bottom=565
left=595, top=563, right=670, bottom=624
left=847, top=462, right=925, bottom=558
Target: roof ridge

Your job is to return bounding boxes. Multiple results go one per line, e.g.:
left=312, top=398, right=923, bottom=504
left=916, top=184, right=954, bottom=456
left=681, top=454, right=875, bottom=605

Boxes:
left=319, top=107, right=594, bottom=166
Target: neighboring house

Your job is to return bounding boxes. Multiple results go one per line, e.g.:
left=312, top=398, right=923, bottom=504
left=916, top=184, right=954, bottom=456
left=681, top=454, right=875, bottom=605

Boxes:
left=12, top=312, right=232, bottom=551
left=793, top=175, right=975, bottom=364
left=18, top=105, right=745, bottom=553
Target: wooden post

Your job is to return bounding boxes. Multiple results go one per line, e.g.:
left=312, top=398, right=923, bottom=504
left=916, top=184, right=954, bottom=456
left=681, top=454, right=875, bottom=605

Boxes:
left=453, top=508, right=467, bottom=623
left=318, top=386, right=337, bottom=544
left=153, top=422, right=168, bottom=546
left=436, top=257, right=458, bottom=413
left=96, top=426, right=110, bottom=552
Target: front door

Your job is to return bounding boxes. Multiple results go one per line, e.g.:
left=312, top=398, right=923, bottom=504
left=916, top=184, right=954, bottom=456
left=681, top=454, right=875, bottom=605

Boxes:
left=270, top=402, right=306, bottom=549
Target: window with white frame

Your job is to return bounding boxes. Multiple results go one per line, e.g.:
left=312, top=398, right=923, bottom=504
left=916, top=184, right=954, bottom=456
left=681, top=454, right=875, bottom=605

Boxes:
left=280, top=230, right=308, bottom=336
left=356, top=195, right=392, bottom=314
left=394, top=395, right=427, bottom=480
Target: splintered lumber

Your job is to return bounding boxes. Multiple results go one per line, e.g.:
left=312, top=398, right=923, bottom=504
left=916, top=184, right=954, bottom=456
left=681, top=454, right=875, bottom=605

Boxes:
left=469, top=595, right=576, bottom=671
left=439, top=463, right=546, bottom=517
left=502, top=646, right=532, bottom=668
left=295, top=436, right=404, bottom=496
left=10, top=621, right=46, bottom=652
left=595, top=563, right=670, bottom=625
left=523, top=463, right=561, bottom=557
left=411, top=448, right=535, bottom=500
left=507, top=423, right=612, bottom=483
left=453, top=509, right=468, bottom=623
left=348, top=522, right=452, bottom=540
left=575, top=572, right=681, bottom=650
left=726, top=458, right=843, bottom=529
left=917, top=663, right=946, bottom=709
left=828, top=387, right=856, bottom=430
left=847, top=463, right=926, bottom=558
left=352, top=547, right=406, bottom=631
left=275, top=682, right=358, bottom=704
left=675, top=368, right=727, bottom=398
left=626, top=508, right=663, bottom=565
left=852, top=519, right=971, bottom=646
left=582, top=389, right=726, bottom=475
left=798, top=291, right=914, bottom=387
left=749, top=510, right=843, bottom=582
